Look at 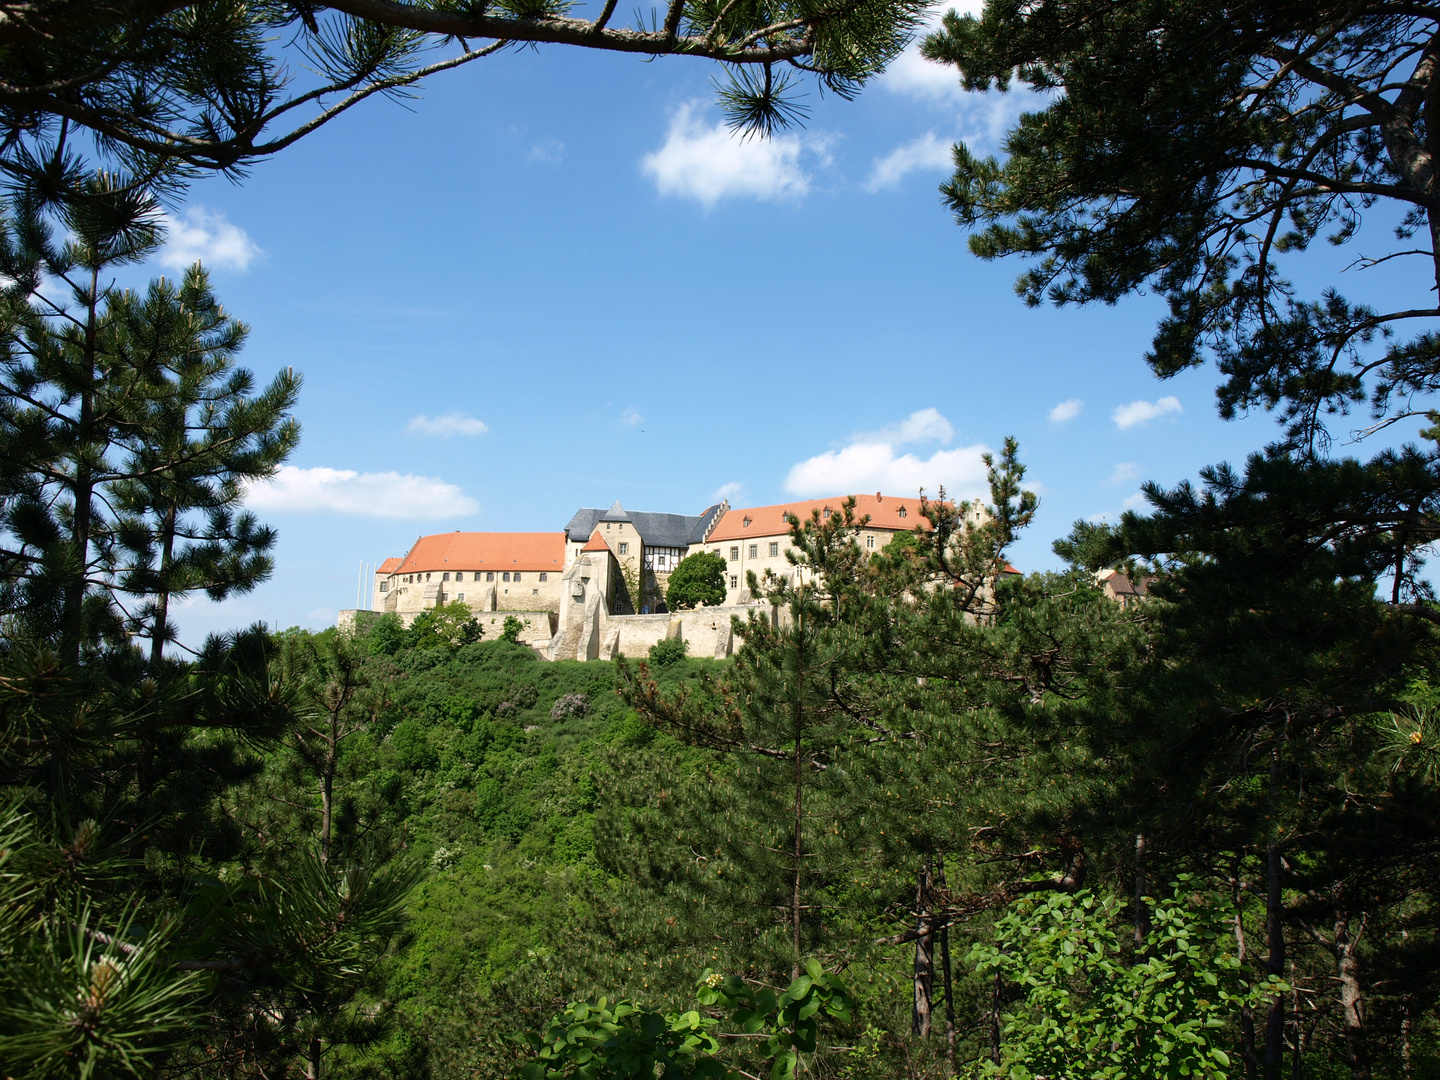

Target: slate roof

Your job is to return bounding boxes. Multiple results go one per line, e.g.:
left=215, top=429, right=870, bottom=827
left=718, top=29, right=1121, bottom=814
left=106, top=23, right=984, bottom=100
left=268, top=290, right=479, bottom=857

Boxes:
left=564, top=502, right=725, bottom=548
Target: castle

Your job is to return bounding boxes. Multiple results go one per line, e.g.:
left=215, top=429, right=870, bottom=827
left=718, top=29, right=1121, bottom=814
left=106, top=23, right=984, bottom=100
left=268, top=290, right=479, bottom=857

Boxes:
left=342, top=492, right=926, bottom=661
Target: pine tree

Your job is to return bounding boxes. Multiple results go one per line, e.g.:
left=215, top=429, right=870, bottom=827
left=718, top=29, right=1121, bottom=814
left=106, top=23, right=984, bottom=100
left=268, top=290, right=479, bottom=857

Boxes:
left=107, top=264, right=299, bottom=664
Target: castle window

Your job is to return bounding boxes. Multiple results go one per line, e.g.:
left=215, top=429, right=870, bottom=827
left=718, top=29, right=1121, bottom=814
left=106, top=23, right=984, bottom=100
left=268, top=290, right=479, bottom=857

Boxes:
left=618, top=542, right=628, bottom=555
left=379, top=582, right=388, bottom=592
left=748, top=544, right=757, bottom=559
left=867, top=535, right=875, bottom=549
left=443, top=572, right=450, bottom=581
left=487, top=571, right=494, bottom=581
left=769, top=542, right=779, bottom=557
left=532, top=588, right=539, bottom=595
left=474, top=572, right=482, bottom=581
left=426, top=572, right=431, bottom=581
left=514, top=572, right=522, bottom=582
left=539, top=572, right=547, bottom=582
left=730, top=574, right=738, bottom=588
left=457, top=593, right=464, bottom=601
left=503, top=571, right=510, bottom=582
left=898, top=506, right=907, bottom=518
left=730, top=546, right=739, bottom=561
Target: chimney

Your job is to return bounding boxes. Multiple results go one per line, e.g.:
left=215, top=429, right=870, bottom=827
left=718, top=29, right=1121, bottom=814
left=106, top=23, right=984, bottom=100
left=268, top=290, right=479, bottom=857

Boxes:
left=876, top=492, right=883, bottom=501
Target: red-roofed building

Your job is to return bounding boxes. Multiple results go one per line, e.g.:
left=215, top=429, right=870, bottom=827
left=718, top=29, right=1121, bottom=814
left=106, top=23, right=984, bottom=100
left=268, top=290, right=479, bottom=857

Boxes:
left=372, top=531, right=566, bottom=617
left=702, top=493, right=935, bottom=603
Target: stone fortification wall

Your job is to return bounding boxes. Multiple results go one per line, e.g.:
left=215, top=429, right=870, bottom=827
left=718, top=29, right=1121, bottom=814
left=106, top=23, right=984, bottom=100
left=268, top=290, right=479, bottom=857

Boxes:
left=609, top=613, right=673, bottom=658
left=338, top=607, right=555, bottom=644
left=342, top=602, right=776, bottom=662
left=473, top=610, right=557, bottom=646
left=605, top=603, right=779, bottom=660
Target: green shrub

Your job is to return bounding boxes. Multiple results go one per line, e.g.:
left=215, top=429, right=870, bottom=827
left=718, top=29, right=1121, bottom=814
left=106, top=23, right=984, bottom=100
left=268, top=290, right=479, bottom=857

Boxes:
left=648, top=636, right=688, bottom=667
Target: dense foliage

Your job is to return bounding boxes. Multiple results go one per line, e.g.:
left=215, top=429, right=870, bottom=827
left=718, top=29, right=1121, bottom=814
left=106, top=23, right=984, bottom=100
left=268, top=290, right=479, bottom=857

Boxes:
left=664, top=552, right=727, bottom=610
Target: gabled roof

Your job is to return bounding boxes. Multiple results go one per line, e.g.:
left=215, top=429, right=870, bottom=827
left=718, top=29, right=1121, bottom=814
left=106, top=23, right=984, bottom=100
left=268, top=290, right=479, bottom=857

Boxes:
left=582, top=529, right=611, bottom=553
left=707, top=493, right=931, bottom=543
left=377, top=557, right=403, bottom=575
left=600, top=500, right=631, bottom=522
left=394, top=532, right=565, bottom=575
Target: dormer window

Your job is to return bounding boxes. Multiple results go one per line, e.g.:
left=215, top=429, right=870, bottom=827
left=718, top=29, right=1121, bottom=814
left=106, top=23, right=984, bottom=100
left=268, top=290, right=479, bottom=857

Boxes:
left=743, top=516, right=751, bottom=527
left=898, top=506, right=908, bottom=519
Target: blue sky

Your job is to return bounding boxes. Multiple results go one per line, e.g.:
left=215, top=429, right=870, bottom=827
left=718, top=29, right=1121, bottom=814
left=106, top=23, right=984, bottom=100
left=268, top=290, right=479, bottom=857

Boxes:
left=132, top=6, right=1430, bottom=642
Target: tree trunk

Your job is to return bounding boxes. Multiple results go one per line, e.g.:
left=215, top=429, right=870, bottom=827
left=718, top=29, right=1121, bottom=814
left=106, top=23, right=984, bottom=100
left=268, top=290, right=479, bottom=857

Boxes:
left=1265, top=754, right=1286, bottom=1080
left=791, top=693, right=803, bottom=969
left=1334, top=908, right=1371, bottom=1080
left=1133, top=833, right=1149, bottom=955
left=934, top=853, right=956, bottom=1069
left=306, top=1034, right=322, bottom=1079
left=912, top=856, right=934, bottom=1038
left=1291, top=959, right=1302, bottom=1080
left=63, top=265, right=102, bottom=666
left=1401, top=995, right=1414, bottom=1080
left=1235, top=873, right=1257, bottom=1080
left=150, top=506, right=177, bottom=665
left=320, top=717, right=337, bottom=864
left=989, top=969, right=1002, bottom=1066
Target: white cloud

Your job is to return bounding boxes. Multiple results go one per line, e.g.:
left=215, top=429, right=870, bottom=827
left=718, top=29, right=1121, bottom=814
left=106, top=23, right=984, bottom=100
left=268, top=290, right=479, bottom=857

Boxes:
left=1049, top=398, right=1083, bottom=422
left=786, top=409, right=988, bottom=500
left=245, top=466, right=479, bottom=519
left=854, top=407, right=955, bottom=446
left=159, top=206, right=262, bottom=272
left=407, top=411, right=488, bottom=437
left=879, top=5, right=977, bottom=102
left=641, top=103, right=824, bottom=208
left=1121, top=492, right=1149, bottom=512
left=864, top=132, right=953, bottom=191
left=528, top=138, right=564, bottom=163
left=620, top=406, right=643, bottom=426
left=786, top=443, right=989, bottom=500
left=1108, top=462, right=1139, bottom=485
left=711, top=481, right=745, bottom=503
left=877, top=3, right=1051, bottom=166
left=1112, top=395, right=1183, bottom=429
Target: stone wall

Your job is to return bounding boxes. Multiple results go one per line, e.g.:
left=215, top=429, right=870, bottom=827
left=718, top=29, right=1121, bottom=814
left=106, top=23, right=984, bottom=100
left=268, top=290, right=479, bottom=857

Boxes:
left=601, top=603, right=777, bottom=660
left=344, top=599, right=780, bottom=662
left=473, top=609, right=557, bottom=646
left=609, top=613, right=673, bottom=657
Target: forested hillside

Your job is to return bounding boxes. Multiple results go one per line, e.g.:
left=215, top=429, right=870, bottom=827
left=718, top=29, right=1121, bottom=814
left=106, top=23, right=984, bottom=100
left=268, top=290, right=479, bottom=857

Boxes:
left=227, top=452, right=1440, bottom=1080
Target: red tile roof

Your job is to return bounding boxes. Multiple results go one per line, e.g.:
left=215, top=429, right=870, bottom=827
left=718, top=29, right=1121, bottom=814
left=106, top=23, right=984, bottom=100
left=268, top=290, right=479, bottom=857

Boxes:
left=706, top=493, right=933, bottom=542
left=377, top=557, right=403, bottom=575
left=394, top=532, right=565, bottom=575
left=581, top=529, right=611, bottom=553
